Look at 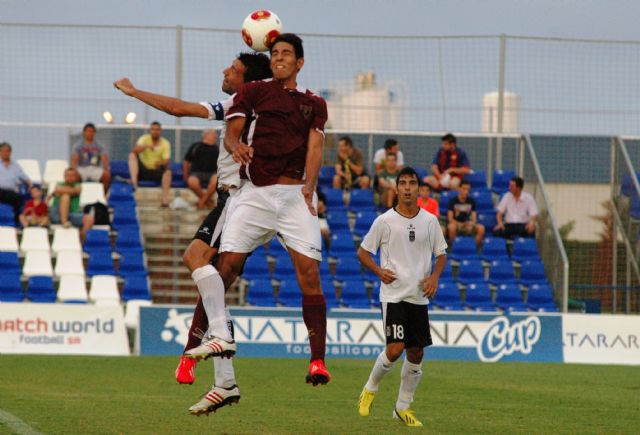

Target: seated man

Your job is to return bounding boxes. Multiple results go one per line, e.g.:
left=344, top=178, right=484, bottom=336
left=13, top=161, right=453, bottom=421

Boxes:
left=417, top=182, right=439, bottom=218
left=0, top=142, right=31, bottom=224
left=128, top=121, right=172, bottom=207
left=49, top=168, right=83, bottom=227
left=447, top=180, right=485, bottom=246
left=333, top=136, right=371, bottom=190
left=19, top=185, right=49, bottom=227
left=373, top=138, right=404, bottom=175
left=183, top=129, right=219, bottom=209
left=377, top=152, right=401, bottom=209
left=71, top=122, right=111, bottom=191
left=424, top=133, right=470, bottom=191
left=494, top=176, right=537, bottom=238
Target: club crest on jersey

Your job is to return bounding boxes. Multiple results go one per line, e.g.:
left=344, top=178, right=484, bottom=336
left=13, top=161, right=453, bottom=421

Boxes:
left=299, top=104, right=312, bottom=119
left=408, top=224, right=415, bottom=242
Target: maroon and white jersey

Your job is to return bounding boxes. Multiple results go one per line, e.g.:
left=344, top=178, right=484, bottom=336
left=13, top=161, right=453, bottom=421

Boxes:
left=225, top=79, right=328, bottom=186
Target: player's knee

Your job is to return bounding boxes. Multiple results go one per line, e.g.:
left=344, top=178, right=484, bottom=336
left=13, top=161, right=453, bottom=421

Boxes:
left=406, top=347, right=424, bottom=364
left=386, top=343, right=405, bottom=362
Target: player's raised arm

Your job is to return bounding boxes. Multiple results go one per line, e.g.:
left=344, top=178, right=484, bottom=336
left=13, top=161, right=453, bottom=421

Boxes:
left=113, top=77, right=208, bottom=118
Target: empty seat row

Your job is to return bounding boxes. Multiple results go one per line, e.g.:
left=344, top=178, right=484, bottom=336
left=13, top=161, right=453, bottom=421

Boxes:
left=449, top=236, right=540, bottom=262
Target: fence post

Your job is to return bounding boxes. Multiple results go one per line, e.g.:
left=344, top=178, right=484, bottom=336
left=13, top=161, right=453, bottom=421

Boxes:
left=496, top=34, right=507, bottom=170
left=174, top=25, right=183, bottom=164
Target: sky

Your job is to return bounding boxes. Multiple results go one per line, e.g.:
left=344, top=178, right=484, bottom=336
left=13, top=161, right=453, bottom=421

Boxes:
left=2, top=0, right=640, bottom=40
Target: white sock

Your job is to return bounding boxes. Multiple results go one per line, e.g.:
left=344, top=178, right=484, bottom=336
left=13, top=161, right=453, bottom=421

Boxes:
left=192, top=265, right=231, bottom=341
left=396, top=359, right=423, bottom=410
left=364, top=351, right=395, bottom=392
left=213, top=309, right=236, bottom=389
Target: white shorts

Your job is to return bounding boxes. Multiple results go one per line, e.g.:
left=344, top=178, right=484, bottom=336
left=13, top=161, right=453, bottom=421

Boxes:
left=219, top=182, right=322, bottom=261
left=77, top=166, right=104, bottom=182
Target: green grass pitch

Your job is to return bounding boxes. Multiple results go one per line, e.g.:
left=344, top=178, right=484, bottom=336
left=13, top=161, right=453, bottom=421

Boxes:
left=0, top=356, right=638, bottom=434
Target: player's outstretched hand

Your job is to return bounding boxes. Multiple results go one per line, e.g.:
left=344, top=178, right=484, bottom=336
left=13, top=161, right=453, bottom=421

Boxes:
left=301, top=184, right=317, bottom=216
left=232, top=143, right=253, bottom=165
left=113, top=78, right=136, bottom=96
left=422, top=275, right=438, bottom=298
left=378, top=268, right=396, bottom=285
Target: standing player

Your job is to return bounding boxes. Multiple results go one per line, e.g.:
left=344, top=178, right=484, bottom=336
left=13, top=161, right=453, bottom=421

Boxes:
left=184, top=34, right=332, bottom=386
left=356, top=167, right=447, bottom=427
left=113, top=52, right=272, bottom=415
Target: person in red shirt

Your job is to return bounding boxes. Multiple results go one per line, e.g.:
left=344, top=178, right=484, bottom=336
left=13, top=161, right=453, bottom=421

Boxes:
left=417, top=182, right=439, bottom=217
left=184, top=34, right=331, bottom=387
left=19, top=185, right=48, bottom=227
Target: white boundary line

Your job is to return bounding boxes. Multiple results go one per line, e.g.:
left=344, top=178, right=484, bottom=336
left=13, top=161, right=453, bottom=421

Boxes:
left=0, top=409, right=44, bottom=435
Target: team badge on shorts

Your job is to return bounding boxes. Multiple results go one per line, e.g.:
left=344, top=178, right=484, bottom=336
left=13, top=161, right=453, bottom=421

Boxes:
left=408, top=224, right=415, bottom=242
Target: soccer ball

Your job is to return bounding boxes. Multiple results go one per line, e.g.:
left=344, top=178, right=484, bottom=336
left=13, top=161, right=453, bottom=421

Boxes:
left=241, top=10, right=283, bottom=52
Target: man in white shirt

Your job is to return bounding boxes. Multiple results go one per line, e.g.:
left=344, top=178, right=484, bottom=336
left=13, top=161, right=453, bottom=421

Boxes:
left=494, top=176, right=538, bottom=238
left=373, top=138, right=405, bottom=175
left=356, top=166, right=447, bottom=427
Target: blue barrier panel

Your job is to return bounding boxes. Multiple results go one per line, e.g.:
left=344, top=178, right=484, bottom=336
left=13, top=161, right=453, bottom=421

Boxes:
left=139, top=306, right=563, bottom=363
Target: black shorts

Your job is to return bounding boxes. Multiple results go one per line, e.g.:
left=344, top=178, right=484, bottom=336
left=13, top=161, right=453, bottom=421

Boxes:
left=382, top=301, right=433, bottom=348
left=193, top=189, right=231, bottom=247
left=138, top=156, right=167, bottom=182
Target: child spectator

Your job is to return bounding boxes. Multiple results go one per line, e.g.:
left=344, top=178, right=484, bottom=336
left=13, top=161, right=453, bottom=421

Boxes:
left=19, top=185, right=49, bottom=227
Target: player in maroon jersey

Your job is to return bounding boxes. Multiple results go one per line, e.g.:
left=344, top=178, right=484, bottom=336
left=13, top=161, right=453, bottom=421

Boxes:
left=185, top=33, right=331, bottom=386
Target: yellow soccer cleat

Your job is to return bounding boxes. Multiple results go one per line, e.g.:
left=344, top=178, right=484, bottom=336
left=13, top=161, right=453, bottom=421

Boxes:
left=393, top=408, right=423, bottom=427
left=357, top=388, right=376, bottom=417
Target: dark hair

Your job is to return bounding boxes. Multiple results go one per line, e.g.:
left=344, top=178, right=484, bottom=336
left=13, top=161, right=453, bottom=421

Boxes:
left=384, top=138, right=398, bottom=150
left=511, top=176, right=525, bottom=189
left=0, top=142, right=11, bottom=152
left=396, top=166, right=419, bottom=186
left=83, top=122, right=96, bottom=132
left=237, top=52, right=273, bottom=83
left=270, top=33, right=304, bottom=59
left=441, top=133, right=457, bottom=144
left=30, top=184, right=42, bottom=191
left=150, top=121, right=161, bottom=128
left=339, top=136, right=353, bottom=147
left=460, top=180, right=471, bottom=188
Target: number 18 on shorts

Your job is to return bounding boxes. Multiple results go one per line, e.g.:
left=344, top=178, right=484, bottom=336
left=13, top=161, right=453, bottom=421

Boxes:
left=382, top=301, right=433, bottom=348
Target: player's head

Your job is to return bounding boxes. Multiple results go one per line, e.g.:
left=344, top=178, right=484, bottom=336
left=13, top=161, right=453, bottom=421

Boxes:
left=396, top=166, right=420, bottom=205
left=270, top=33, right=304, bottom=82
left=222, top=52, right=272, bottom=95
left=83, top=122, right=96, bottom=142
left=509, top=176, right=525, bottom=194
left=459, top=180, right=471, bottom=199
left=0, top=142, right=11, bottom=161
left=150, top=121, right=162, bottom=140
left=441, top=133, right=457, bottom=151
left=384, top=138, right=398, bottom=153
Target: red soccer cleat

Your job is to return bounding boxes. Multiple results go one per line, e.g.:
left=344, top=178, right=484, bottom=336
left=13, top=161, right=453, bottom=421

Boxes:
left=305, top=359, right=331, bottom=386
left=176, top=355, right=197, bottom=385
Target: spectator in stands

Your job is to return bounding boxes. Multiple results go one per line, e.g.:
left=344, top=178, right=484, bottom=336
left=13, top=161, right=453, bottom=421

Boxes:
left=333, top=136, right=371, bottom=190
left=183, top=129, right=219, bottom=209
left=377, top=152, right=401, bottom=209
left=494, top=176, right=538, bottom=238
left=128, top=121, right=172, bottom=207
left=0, top=142, right=31, bottom=224
left=49, top=167, right=83, bottom=228
left=447, top=180, right=485, bottom=246
left=19, top=185, right=49, bottom=227
left=424, top=133, right=471, bottom=191
left=81, top=202, right=110, bottom=241
left=71, top=123, right=111, bottom=191
left=316, top=187, right=330, bottom=248
left=417, top=182, right=439, bottom=217
left=373, top=138, right=404, bottom=175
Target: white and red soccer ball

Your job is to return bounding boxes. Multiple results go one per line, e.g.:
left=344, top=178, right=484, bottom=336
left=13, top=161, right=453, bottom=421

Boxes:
left=241, top=10, right=283, bottom=52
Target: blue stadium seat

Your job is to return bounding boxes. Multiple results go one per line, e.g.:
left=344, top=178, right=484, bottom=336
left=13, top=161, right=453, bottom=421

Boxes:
left=464, top=170, right=487, bottom=190
left=319, top=260, right=331, bottom=278
left=242, top=254, right=270, bottom=281
left=334, top=257, right=363, bottom=282
left=520, top=260, right=548, bottom=286
left=0, top=204, right=15, bottom=227
left=110, top=160, right=130, bottom=181
left=477, top=212, right=498, bottom=235
left=0, top=273, right=23, bottom=302
left=353, top=211, right=377, bottom=237
left=491, top=170, right=516, bottom=196
left=326, top=209, right=350, bottom=232
left=112, top=206, right=138, bottom=230
left=631, top=195, right=640, bottom=220
left=321, top=279, right=339, bottom=309
left=319, top=166, right=336, bottom=187
left=340, top=278, right=371, bottom=308
left=527, top=283, right=559, bottom=312
left=457, top=259, right=485, bottom=285
left=495, top=283, right=527, bottom=312
left=620, top=172, right=639, bottom=198
left=511, top=237, right=540, bottom=262
left=108, top=182, right=135, bottom=205
left=84, top=229, right=112, bottom=255
left=349, top=189, right=375, bottom=211
left=246, top=278, right=276, bottom=307
left=449, top=236, right=479, bottom=261
left=471, top=190, right=494, bottom=213
left=0, top=251, right=21, bottom=274
left=414, top=167, right=429, bottom=181
left=273, top=256, right=296, bottom=281
left=268, top=237, right=288, bottom=258
left=322, top=188, right=345, bottom=208
left=465, top=282, right=496, bottom=311
left=26, top=276, right=56, bottom=303
left=118, top=252, right=146, bottom=275
left=481, top=237, right=509, bottom=261
left=370, top=281, right=381, bottom=307
left=115, top=228, right=143, bottom=254
left=87, top=251, right=115, bottom=276
left=488, top=260, right=518, bottom=285
left=328, top=231, right=355, bottom=258
left=171, top=162, right=187, bottom=188
left=277, top=280, right=302, bottom=307
left=439, top=260, right=455, bottom=283
left=433, top=281, right=464, bottom=311
left=121, top=275, right=151, bottom=301
left=438, top=190, right=456, bottom=216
